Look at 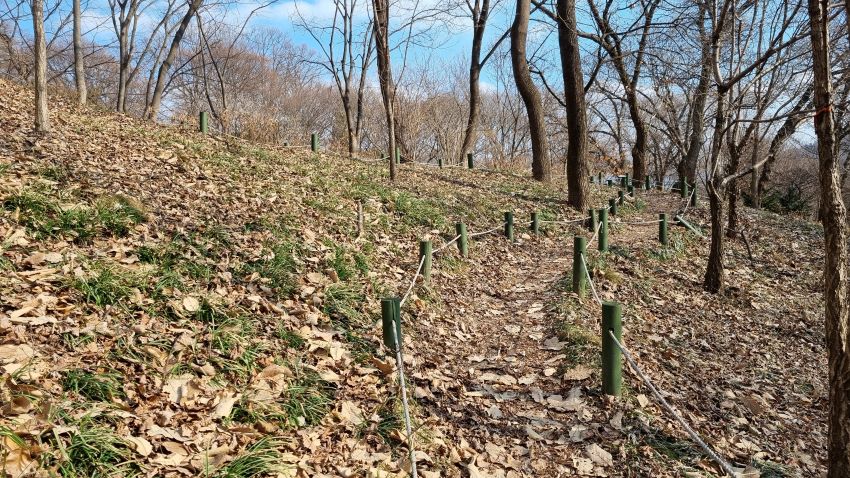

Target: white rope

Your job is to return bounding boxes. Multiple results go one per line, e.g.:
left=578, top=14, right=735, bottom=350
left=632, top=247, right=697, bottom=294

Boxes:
left=400, top=256, right=427, bottom=307
left=469, top=223, right=505, bottom=238
left=587, top=221, right=603, bottom=247
left=620, top=219, right=663, bottom=226
left=607, top=331, right=738, bottom=477
left=539, top=217, right=586, bottom=225
left=580, top=253, right=602, bottom=306
left=390, top=324, right=418, bottom=478
left=433, top=234, right=462, bottom=254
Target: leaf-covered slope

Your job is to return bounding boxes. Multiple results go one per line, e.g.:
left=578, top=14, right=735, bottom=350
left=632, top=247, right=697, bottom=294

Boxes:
left=0, top=77, right=828, bottom=478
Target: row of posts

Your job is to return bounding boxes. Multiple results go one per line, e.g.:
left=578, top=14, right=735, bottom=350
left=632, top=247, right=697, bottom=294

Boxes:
left=590, top=172, right=697, bottom=208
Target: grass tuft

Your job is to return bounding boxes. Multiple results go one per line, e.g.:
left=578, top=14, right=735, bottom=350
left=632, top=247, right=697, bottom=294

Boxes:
left=211, top=437, right=289, bottom=478
left=72, top=264, right=137, bottom=306
left=62, top=370, right=125, bottom=402
left=55, top=418, right=140, bottom=477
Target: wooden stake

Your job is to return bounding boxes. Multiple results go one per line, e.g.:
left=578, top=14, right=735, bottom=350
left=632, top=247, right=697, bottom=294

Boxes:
left=311, top=133, right=319, bottom=152
left=419, top=240, right=432, bottom=283
left=609, top=198, right=618, bottom=216
left=598, top=208, right=609, bottom=252
left=588, top=209, right=597, bottom=232
left=199, top=111, right=208, bottom=134
left=531, top=211, right=539, bottom=234
left=659, top=213, right=668, bottom=246
left=381, top=297, right=401, bottom=351
left=504, top=211, right=514, bottom=242
left=467, top=153, right=474, bottom=169
left=572, top=236, right=587, bottom=297
left=601, top=301, right=622, bottom=396
left=456, top=222, right=468, bottom=257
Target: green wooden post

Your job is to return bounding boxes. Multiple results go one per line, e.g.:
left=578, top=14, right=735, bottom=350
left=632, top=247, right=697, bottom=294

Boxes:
left=659, top=213, right=668, bottom=246
left=620, top=176, right=627, bottom=188
left=598, top=208, right=608, bottom=252
left=588, top=209, right=597, bottom=232
left=625, top=173, right=630, bottom=187
left=597, top=172, right=603, bottom=183
left=504, top=211, right=514, bottom=241
left=381, top=297, right=402, bottom=351
left=467, top=153, right=474, bottom=169
left=657, top=178, right=664, bottom=191
left=690, top=185, right=697, bottom=207
left=607, top=179, right=613, bottom=187
left=644, top=175, right=651, bottom=190
left=531, top=211, right=540, bottom=234
left=627, top=185, right=635, bottom=197
left=588, top=175, right=594, bottom=184
left=438, top=157, right=444, bottom=169
left=395, top=147, right=401, bottom=165
left=618, top=190, right=625, bottom=205
left=680, top=180, right=689, bottom=198
left=609, top=198, right=617, bottom=216
left=419, top=240, right=432, bottom=283
left=199, top=111, right=208, bottom=134
left=601, top=301, right=623, bottom=396
left=311, top=133, right=319, bottom=152
left=456, top=223, right=468, bottom=257
left=572, top=236, right=587, bottom=297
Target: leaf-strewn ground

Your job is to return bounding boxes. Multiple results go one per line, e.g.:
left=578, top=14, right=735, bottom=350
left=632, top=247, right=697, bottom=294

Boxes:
left=0, top=80, right=826, bottom=477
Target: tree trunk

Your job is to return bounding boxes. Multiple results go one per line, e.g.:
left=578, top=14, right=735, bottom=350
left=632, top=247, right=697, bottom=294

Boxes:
left=459, top=0, right=489, bottom=164
left=680, top=3, right=710, bottom=186
left=31, top=0, right=49, bottom=132
left=808, top=0, right=850, bottom=475
left=72, top=0, right=86, bottom=106
left=372, top=0, right=396, bottom=180
left=147, top=0, right=203, bottom=120
left=556, top=0, right=587, bottom=210
left=726, top=147, right=740, bottom=238
left=703, top=180, right=725, bottom=292
left=757, top=87, right=812, bottom=200
left=510, top=0, right=549, bottom=181
left=627, top=88, right=647, bottom=181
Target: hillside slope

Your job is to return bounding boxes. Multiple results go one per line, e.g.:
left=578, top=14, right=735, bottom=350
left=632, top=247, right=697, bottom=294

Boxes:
left=0, top=79, right=827, bottom=477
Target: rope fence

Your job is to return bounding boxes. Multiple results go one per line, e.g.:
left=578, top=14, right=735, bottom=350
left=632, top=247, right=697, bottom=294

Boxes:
left=205, top=127, right=721, bottom=476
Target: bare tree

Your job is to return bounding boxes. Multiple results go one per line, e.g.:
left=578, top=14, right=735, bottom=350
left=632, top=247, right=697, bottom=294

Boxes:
left=556, top=0, right=587, bottom=208
left=510, top=0, right=549, bottom=181
left=294, top=0, right=374, bottom=156
left=31, top=0, right=49, bottom=131
left=807, top=0, right=850, bottom=475
left=72, top=0, right=86, bottom=105
left=584, top=0, right=659, bottom=182
left=147, top=0, right=204, bottom=120
left=372, top=0, right=396, bottom=179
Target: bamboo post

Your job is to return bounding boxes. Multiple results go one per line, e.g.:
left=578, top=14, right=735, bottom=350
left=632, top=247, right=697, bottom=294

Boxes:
left=467, top=153, right=474, bottom=169
left=199, top=111, right=208, bottom=134
left=456, top=223, right=468, bottom=257
left=531, top=211, right=540, bottom=234
left=419, top=240, right=432, bottom=283
left=311, top=133, right=319, bottom=152
left=381, top=297, right=402, bottom=351
left=572, top=236, right=587, bottom=297
left=659, top=213, right=668, bottom=246
left=598, top=208, right=609, bottom=252
left=588, top=209, right=597, bottom=232
left=504, top=211, right=514, bottom=242
left=601, top=301, right=622, bottom=396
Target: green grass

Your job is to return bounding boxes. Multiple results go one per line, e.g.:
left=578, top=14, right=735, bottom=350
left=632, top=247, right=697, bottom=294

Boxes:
left=323, top=283, right=365, bottom=326
left=210, top=437, right=289, bottom=478
left=276, top=327, right=305, bottom=349
left=557, top=323, right=599, bottom=368
left=393, top=192, right=446, bottom=229
left=62, top=370, right=125, bottom=402
left=72, top=263, right=138, bottom=307
left=229, top=365, right=335, bottom=428
left=54, top=418, right=140, bottom=477
left=3, top=189, right=145, bottom=241
left=208, top=316, right=265, bottom=383
left=244, top=239, right=300, bottom=298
